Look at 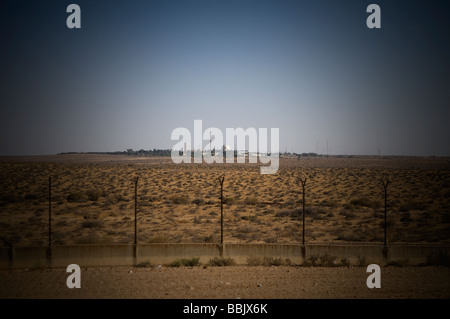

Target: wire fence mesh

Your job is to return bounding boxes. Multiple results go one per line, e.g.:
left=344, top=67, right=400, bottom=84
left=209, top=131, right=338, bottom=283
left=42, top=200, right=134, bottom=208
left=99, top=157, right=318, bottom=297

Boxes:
left=0, top=157, right=449, bottom=247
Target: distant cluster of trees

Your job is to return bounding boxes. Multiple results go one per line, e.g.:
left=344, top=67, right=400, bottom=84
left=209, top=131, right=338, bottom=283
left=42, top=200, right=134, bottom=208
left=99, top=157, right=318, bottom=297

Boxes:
left=58, top=150, right=354, bottom=158
left=58, top=149, right=172, bottom=157
left=290, top=152, right=319, bottom=157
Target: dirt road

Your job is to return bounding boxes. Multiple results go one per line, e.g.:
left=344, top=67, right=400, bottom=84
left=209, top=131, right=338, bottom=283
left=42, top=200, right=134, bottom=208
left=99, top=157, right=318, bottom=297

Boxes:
left=1, top=265, right=448, bottom=299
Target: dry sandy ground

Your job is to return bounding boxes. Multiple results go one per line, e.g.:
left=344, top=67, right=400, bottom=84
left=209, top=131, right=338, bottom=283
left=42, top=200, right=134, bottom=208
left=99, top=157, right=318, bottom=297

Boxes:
left=0, top=155, right=449, bottom=247
left=0, top=265, right=448, bottom=299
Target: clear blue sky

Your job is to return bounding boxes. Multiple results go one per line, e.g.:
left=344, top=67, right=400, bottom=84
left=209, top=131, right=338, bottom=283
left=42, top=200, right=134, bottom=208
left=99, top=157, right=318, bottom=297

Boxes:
left=0, top=0, right=449, bottom=156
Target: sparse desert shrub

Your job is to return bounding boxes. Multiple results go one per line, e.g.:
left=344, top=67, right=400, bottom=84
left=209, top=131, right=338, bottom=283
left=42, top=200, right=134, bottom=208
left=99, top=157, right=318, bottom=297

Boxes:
left=340, top=257, right=351, bottom=267
left=109, top=211, right=118, bottom=217
left=398, top=200, right=427, bottom=212
left=145, top=236, right=167, bottom=243
left=192, top=198, right=205, bottom=205
left=400, top=212, right=412, bottom=223
left=55, top=220, right=69, bottom=227
left=247, top=257, right=264, bottom=266
left=169, top=257, right=200, bottom=267
left=27, top=215, right=40, bottom=223
left=119, top=203, right=129, bottom=210
left=75, top=232, right=107, bottom=244
left=335, top=232, right=364, bottom=242
left=81, top=220, right=104, bottom=229
left=386, top=259, right=410, bottom=267
left=244, top=197, right=258, bottom=205
left=136, top=260, right=153, bottom=268
left=209, top=210, right=218, bottom=216
left=147, top=196, right=158, bottom=203
left=339, top=210, right=356, bottom=220
left=222, top=197, right=236, bottom=205
left=188, top=208, right=199, bottom=215
left=303, top=254, right=348, bottom=267
left=207, top=257, right=236, bottom=267
left=357, top=256, right=367, bottom=267
left=307, top=207, right=327, bottom=220
left=105, top=229, right=118, bottom=236
left=348, top=197, right=381, bottom=209
left=203, top=235, right=214, bottom=243
left=170, top=195, right=190, bottom=204
left=102, top=197, right=117, bottom=208
left=24, top=193, right=40, bottom=201
left=115, top=194, right=129, bottom=202
left=281, top=198, right=296, bottom=208
left=67, top=191, right=88, bottom=203
left=237, top=224, right=257, bottom=233
left=0, top=194, right=21, bottom=205
left=86, top=189, right=102, bottom=201
left=275, top=209, right=301, bottom=219
left=319, top=199, right=339, bottom=208
left=247, top=257, right=291, bottom=266
left=235, top=232, right=251, bottom=241
left=240, top=215, right=257, bottom=222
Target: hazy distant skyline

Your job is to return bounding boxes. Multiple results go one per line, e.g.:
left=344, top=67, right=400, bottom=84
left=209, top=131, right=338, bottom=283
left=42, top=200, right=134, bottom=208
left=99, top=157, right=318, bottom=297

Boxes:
left=0, top=0, right=449, bottom=156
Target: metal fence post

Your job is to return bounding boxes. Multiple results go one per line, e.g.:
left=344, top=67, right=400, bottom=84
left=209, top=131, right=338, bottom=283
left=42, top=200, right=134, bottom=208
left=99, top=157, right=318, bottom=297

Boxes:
left=381, top=179, right=390, bottom=246
left=300, top=178, right=307, bottom=246
left=134, top=176, right=139, bottom=246
left=48, top=176, right=52, bottom=248
left=218, top=176, right=225, bottom=245
left=47, top=176, right=52, bottom=261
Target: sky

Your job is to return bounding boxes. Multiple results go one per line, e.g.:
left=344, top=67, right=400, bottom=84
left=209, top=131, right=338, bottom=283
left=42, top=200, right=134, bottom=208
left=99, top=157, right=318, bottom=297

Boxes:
left=0, top=0, right=449, bottom=156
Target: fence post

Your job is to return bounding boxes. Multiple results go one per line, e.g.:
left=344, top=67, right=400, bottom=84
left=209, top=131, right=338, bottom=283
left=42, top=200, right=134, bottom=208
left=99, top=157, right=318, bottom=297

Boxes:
left=218, top=176, right=225, bottom=245
left=381, top=179, right=390, bottom=247
left=134, top=176, right=139, bottom=246
left=49, top=176, right=52, bottom=247
left=300, top=178, right=307, bottom=246
left=47, top=176, right=52, bottom=260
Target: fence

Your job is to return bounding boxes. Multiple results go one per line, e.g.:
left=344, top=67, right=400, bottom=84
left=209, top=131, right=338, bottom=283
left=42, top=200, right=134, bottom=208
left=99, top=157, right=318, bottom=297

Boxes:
left=0, top=158, right=449, bottom=269
left=1, top=243, right=449, bottom=269
left=0, top=162, right=448, bottom=248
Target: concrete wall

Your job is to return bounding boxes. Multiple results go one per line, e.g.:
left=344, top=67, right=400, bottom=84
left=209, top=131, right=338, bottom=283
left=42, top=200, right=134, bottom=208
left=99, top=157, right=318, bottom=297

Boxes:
left=224, top=244, right=304, bottom=264
left=51, top=245, right=135, bottom=268
left=305, top=244, right=386, bottom=265
left=0, top=247, right=13, bottom=269
left=0, top=243, right=448, bottom=269
left=137, top=243, right=222, bottom=265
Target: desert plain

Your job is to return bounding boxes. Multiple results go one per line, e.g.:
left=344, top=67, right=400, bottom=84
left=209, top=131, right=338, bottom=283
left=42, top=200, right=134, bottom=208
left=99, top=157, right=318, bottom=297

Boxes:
left=0, top=154, right=449, bottom=247
left=0, top=154, right=449, bottom=299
